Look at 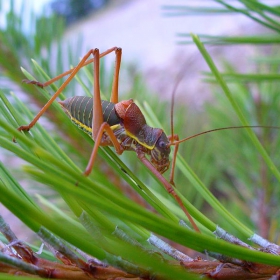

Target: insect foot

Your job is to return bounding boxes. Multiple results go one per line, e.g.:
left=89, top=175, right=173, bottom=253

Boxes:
left=22, top=79, right=44, bottom=88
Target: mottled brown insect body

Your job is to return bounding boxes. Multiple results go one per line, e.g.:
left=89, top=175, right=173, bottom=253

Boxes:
left=60, top=96, right=171, bottom=173
left=18, top=47, right=200, bottom=232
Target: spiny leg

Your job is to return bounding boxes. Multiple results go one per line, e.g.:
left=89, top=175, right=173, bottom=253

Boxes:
left=168, top=134, right=179, bottom=186
left=167, top=72, right=181, bottom=186
left=110, top=48, right=122, bottom=104
left=23, top=47, right=121, bottom=88
left=91, top=48, right=104, bottom=139
left=18, top=49, right=102, bottom=133
left=84, top=49, right=124, bottom=177
left=18, top=47, right=121, bottom=134
left=83, top=122, right=124, bottom=176
left=136, top=149, right=200, bottom=232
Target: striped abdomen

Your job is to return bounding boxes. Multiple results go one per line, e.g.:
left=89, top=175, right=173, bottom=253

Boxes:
left=59, top=96, right=120, bottom=135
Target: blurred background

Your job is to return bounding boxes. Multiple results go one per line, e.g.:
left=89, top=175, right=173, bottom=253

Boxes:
left=1, top=0, right=280, bottom=244
left=1, top=0, right=266, bottom=104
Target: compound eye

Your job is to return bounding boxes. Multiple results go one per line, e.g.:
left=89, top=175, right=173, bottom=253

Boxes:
left=158, top=141, right=167, bottom=149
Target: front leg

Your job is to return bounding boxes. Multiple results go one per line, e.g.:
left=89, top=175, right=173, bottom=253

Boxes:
left=168, top=134, right=179, bottom=186
left=22, top=79, right=44, bottom=88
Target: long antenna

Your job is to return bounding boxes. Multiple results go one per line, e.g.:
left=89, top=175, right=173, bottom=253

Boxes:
left=170, top=71, right=185, bottom=141
left=169, top=125, right=280, bottom=146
